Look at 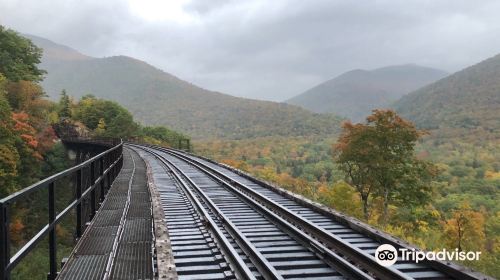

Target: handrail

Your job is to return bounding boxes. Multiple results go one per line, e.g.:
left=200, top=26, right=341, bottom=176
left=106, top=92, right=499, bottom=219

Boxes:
left=0, top=139, right=124, bottom=280
left=61, top=137, right=122, bottom=148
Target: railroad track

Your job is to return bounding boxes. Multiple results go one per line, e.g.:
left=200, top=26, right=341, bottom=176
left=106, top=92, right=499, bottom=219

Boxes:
left=131, top=144, right=490, bottom=280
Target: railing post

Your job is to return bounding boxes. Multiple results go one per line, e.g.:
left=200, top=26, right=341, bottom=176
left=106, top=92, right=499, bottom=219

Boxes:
left=99, top=157, right=105, bottom=202
left=90, top=162, right=96, bottom=219
left=106, top=154, right=111, bottom=193
left=119, top=151, right=123, bottom=171
left=48, top=182, right=57, bottom=280
left=76, top=169, right=82, bottom=238
left=110, top=151, right=115, bottom=180
left=120, top=144, right=123, bottom=169
left=115, top=149, right=120, bottom=180
left=110, top=152, right=115, bottom=182
left=0, top=203, right=10, bottom=280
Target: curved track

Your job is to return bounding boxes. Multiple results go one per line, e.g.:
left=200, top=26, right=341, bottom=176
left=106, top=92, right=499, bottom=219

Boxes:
left=132, top=144, right=489, bottom=280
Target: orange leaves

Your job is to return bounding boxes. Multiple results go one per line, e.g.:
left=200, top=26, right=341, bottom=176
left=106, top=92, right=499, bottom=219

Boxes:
left=12, top=112, right=34, bottom=133
left=11, top=111, right=42, bottom=159
left=21, top=134, right=38, bottom=148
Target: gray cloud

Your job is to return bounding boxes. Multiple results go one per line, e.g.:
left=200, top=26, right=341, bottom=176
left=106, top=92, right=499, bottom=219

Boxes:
left=1, top=0, right=500, bottom=101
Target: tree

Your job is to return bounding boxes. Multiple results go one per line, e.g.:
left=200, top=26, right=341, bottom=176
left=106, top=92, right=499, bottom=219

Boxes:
left=95, top=118, right=106, bottom=135
left=4, top=80, right=45, bottom=112
left=0, top=27, right=52, bottom=195
left=318, top=182, right=363, bottom=219
left=0, top=26, right=45, bottom=82
left=334, top=121, right=374, bottom=219
left=105, top=111, right=138, bottom=138
left=443, top=202, right=486, bottom=251
left=0, top=76, right=20, bottom=196
left=73, top=96, right=137, bottom=136
left=334, top=110, right=437, bottom=222
left=58, top=90, right=72, bottom=119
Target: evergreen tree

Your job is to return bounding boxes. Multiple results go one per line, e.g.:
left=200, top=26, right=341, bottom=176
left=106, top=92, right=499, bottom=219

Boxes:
left=58, top=89, right=72, bottom=119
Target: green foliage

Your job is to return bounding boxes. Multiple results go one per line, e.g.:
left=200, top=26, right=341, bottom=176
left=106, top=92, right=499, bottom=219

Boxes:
left=0, top=30, right=81, bottom=279
left=140, top=126, right=188, bottom=147
left=196, top=131, right=499, bottom=278
left=67, top=94, right=188, bottom=146
left=58, top=89, right=71, bottom=119
left=0, top=26, right=46, bottom=82
left=105, top=111, right=138, bottom=138
left=4, top=81, right=44, bottom=112
left=395, top=53, right=500, bottom=133
left=73, top=95, right=139, bottom=137
left=318, top=182, right=364, bottom=218
left=0, top=84, right=20, bottom=196
left=334, top=110, right=436, bottom=221
left=41, top=142, right=71, bottom=176
left=1, top=28, right=192, bottom=280
left=31, top=37, right=343, bottom=139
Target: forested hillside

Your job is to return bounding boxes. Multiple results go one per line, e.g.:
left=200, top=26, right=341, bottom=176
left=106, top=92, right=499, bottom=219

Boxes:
left=1, top=27, right=189, bottom=279
left=1, top=26, right=188, bottom=204
left=287, top=64, right=447, bottom=121
left=196, top=123, right=500, bottom=277
left=395, top=54, right=500, bottom=132
left=27, top=35, right=342, bottom=139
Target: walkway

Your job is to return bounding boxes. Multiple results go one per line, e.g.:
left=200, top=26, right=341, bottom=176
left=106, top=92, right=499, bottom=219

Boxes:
left=58, top=147, right=153, bottom=280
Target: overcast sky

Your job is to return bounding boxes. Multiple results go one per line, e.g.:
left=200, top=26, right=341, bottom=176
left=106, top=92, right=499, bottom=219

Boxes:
left=1, top=0, right=500, bottom=101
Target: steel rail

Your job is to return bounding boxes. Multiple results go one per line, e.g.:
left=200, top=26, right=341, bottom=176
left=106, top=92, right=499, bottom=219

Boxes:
left=163, top=148, right=374, bottom=280
left=140, top=145, right=289, bottom=280
left=135, top=145, right=258, bottom=280
left=161, top=147, right=413, bottom=280
left=185, top=149, right=492, bottom=280
left=139, top=144, right=374, bottom=280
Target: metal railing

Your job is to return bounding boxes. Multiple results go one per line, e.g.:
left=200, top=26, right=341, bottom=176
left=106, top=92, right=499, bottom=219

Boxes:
left=0, top=140, right=123, bottom=280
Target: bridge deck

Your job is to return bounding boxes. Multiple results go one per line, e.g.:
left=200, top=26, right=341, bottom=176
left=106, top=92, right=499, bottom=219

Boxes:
left=58, top=147, right=154, bottom=280
left=54, top=143, right=490, bottom=280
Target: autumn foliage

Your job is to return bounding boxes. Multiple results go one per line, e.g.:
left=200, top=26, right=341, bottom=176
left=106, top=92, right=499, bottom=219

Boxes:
left=334, top=109, right=436, bottom=222
left=196, top=118, right=499, bottom=277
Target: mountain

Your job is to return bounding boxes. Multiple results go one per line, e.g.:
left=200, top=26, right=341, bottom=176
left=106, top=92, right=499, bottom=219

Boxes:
left=394, top=54, right=500, bottom=132
left=27, top=35, right=91, bottom=61
left=287, top=65, right=448, bottom=121
left=26, top=34, right=342, bottom=139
